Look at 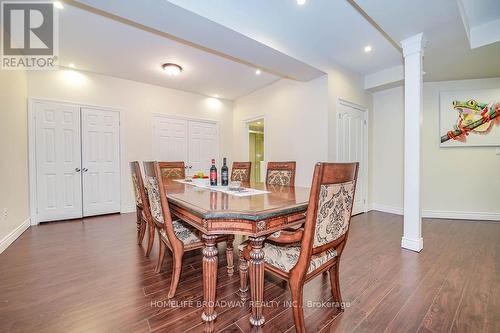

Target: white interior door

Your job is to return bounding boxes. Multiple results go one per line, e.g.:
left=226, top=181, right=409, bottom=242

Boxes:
left=81, top=107, right=121, bottom=217
left=337, top=101, right=367, bottom=215
left=35, top=102, right=82, bottom=222
left=188, top=121, right=218, bottom=176
left=152, top=115, right=188, bottom=164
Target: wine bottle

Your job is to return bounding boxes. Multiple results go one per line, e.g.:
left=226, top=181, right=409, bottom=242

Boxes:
left=210, top=159, right=217, bottom=186
left=221, top=157, right=229, bottom=186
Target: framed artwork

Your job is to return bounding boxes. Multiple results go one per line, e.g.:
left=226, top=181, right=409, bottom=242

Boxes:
left=439, top=89, right=500, bottom=147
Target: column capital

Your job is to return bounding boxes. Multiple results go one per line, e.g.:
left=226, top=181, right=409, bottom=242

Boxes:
left=401, top=33, right=426, bottom=57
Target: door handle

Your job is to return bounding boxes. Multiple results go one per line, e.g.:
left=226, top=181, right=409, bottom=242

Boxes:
left=189, top=165, right=192, bottom=169
left=82, top=168, right=88, bottom=172
left=75, top=168, right=81, bottom=172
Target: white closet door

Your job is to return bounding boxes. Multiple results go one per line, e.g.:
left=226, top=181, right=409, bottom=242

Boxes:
left=337, top=102, right=367, bottom=215
left=35, top=102, right=82, bottom=222
left=152, top=116, right=188, bottom=163
left=81, top=108, right=121, bottom=216
left=188, top=121, right=218, bottom=175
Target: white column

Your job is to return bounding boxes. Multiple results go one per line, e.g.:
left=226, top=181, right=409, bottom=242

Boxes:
left=401, top=33, right=426, bottom=252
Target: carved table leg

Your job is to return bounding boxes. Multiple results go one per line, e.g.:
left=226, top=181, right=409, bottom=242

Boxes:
left=201, top=234, right=219, bottom=323
left=239, top=248, right=249, bottom=302
left=226, top=235, right=234, bottom=276
left=249, top=236, right=266, bottom=326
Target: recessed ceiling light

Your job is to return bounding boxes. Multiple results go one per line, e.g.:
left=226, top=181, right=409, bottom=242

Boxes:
left=255, top=69, right=262, bottom=75
left=364, top=45, right=372, bottom=53
left=53, top=1, right=64, bottom=9
left=68, top=63, right=75, bottom=68
left=214, top=94, right=219, bottom=98
left=162, top=63, right=183, bottom=76
left=297, top=0, right=306, bottom=6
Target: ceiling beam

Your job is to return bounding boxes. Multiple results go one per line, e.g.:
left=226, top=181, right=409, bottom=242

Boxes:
left=66, top=0, right=325, bottom=82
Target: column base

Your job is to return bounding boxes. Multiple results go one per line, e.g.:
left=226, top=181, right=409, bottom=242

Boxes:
left=401, top=236, right=423, bottom=252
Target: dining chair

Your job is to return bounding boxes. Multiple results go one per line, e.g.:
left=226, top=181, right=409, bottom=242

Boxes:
left=130, top=161, right=155, bottom=257
left=231, top=161, right=252, bottom=182
left=240, top=162, right=359, bottom=332
left=266, top=161, right=296, bottom=186
left=142, top=161, right=234, bottom=298
left=159, top=161, right=186, bottom=180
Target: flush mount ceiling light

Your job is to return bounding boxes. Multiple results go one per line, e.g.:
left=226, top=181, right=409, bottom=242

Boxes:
left=68, top=63, right=75, bottom=68
left=364, top=45, right=372, bottom=53
left=255, top=69, right=262, bottom=75
left=297, top=0, right=306, bottom=5
left=53, top=1, right=64, bottom=9
left=162, top=63, right=183, bottom=76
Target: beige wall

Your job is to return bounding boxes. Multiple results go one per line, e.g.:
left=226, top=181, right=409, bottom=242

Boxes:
left=325, top=64, right=374, bottom=201
left=371, top=86, right=405, bottom=209
left=233, top=76, right=329, bottom=187
left=0, top=69, right=29, bottom=250
left=27, top=69, right=234, bottom=211
left=372, top=78, right=500, bottom=217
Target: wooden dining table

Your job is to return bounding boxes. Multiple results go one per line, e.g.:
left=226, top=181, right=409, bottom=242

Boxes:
left=162, top=180, right=310, bottom=329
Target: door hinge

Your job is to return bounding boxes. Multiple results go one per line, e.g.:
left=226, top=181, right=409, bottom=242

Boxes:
left=364, top=120, right=367, bottom=125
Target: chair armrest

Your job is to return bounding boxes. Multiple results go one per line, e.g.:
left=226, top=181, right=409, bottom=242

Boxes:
left=267, top=228, right=304, bottom=244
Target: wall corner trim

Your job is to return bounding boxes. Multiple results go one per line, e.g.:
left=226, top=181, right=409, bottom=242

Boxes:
left=0, top=218, right=31, bottom=254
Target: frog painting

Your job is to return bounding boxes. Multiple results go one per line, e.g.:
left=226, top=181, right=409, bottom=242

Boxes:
left=439, top=90, right=500, bottom=147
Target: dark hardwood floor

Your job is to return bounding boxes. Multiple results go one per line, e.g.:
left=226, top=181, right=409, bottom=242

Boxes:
left=0, top=211, right=498, bottom=333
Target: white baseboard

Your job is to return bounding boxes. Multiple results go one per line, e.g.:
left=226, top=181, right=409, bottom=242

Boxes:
left=422, top=210, right=500, bottom=222
left=368, top=203, right=500, bottom=222
left=370, top=203, right=404, bottom=215
left=401, top=236, right=423, bottom=252
left=0, top=218, right=31, bottom=254
left=121, top=204, right=136, bottom=214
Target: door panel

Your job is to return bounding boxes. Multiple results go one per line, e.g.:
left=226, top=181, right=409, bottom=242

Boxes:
left=152, top=116, right=188, bottom=164
left=188, top=121, right=218, bottom=176
left=337, top=102, right=366, bottom=215
left=35, top=102, right=82, bottom=222
left=81, top=108, right=121, bottom=217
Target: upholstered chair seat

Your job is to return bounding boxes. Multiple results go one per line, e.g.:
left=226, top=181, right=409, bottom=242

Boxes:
left=263, top=243, right=337, bottom=273
left=160, top=220, right=202, bottom=245
left=142, top=161, right=235, bottom=299
left=239, top=162, right=359, bottom=332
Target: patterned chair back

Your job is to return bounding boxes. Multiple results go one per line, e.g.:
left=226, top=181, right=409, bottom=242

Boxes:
left=159, top=161, right=185, bottom=181
left=130, top=161, right=152, bottom=220
left=266, top=161, right=296, bottom=186
left=295, top=162, right=358, bottom=274
left=231, top=161, right=252, bottom=182
left=142, top=161, right=179, bottom=242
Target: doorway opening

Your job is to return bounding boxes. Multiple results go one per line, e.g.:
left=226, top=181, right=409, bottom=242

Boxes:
left=248, top=119, right=264, bottom=182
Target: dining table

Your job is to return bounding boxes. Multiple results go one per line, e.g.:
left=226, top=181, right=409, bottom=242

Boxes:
left=162, top=179, right=310, bottom=329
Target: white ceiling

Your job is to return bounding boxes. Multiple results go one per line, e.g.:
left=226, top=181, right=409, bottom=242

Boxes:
left=168, top=0, right=500, bottom=81
left=58, top=4, right=281, bottom=100
left=460, top=0, right=500, bottom=26
left=59, top=0, right=500, bottom=99
left=69, top=0, right=325, bottom=81
left=166, top=0, right=403, bottom=75
left=355, top=0, right=500, bottom=81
